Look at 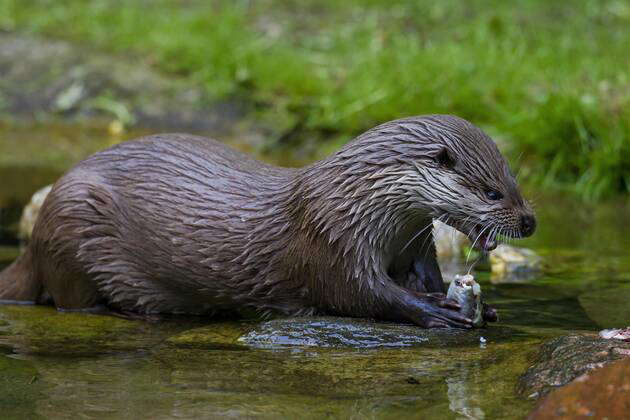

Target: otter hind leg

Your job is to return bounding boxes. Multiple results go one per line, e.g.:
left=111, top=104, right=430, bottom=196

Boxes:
left=22, top=176, right=110, bottom=311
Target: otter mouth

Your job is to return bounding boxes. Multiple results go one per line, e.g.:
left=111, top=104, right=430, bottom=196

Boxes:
left=444, top=219, right=498, bottom=252
left=466, top=224, right=498, bottom=252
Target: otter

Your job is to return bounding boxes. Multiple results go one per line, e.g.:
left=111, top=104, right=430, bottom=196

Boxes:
left=0, top=115, right=535, bottom=328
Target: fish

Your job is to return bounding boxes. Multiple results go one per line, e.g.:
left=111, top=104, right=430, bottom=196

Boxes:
left=446, top=274, right=485, bottom=328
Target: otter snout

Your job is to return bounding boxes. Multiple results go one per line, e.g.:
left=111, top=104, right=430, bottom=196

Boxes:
left=520, top=214, right=536, bottom=237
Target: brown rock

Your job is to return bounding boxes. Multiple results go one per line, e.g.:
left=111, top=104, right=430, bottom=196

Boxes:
left=518, top=334, right=630, bottom=398
left=528, top=358, right=630, bottom=419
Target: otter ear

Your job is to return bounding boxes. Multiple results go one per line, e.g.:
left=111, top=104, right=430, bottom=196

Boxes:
left=435, top=147, right=456, bottom=169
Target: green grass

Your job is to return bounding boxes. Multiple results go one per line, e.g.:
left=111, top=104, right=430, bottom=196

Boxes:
left=1, top=0, right=629, bottom=198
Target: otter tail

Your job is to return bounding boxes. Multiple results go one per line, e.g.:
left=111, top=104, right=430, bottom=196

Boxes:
left=0, top=248, right=42, bottom=303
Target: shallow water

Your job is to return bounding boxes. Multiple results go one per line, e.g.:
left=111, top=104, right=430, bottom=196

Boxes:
left=0, top=122, right=629, bottom=419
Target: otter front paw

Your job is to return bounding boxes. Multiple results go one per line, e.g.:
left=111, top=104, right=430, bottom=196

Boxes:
left=402, top=292, right=473, bottom=329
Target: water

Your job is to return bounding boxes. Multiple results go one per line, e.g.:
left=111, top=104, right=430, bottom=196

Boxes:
left=0, top=122, right=629, bottom=419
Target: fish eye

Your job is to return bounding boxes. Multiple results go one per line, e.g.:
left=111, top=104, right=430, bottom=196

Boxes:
left=485, top=190, right=503, bottom=200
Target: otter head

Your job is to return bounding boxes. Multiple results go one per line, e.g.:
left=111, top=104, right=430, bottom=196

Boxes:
left=304, top=114, right=535, bottom=258
left=404, top=115, right=536, bottom=250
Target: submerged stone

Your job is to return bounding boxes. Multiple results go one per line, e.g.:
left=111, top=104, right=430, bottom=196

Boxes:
left=0, top=352, right=44, bottom=419
left=165, top=322, right=252, bottom=350
left=518, top=334, right=630, bottom=398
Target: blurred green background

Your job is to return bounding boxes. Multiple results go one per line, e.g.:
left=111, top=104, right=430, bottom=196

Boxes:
left=1, top=0, right=629, bottom=199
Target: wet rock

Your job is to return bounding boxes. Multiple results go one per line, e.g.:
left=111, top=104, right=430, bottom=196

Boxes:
left=579, top=285, right=630, bottom=328
left=165, top=322, right=252, bottom=350
left=18, top=184, right=52, bottom=241
left=527, top=358, right=630, bottom=420
left=490, top=245, right=542, bottom=282
left=236, top=317, right=513, bottom=349
left=0, top=304, right=158, bottom=355
left=519, top=334, right=630, bottom=398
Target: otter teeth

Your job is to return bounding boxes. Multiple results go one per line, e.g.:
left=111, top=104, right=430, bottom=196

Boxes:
left=471, top=228, right=497, bottom=252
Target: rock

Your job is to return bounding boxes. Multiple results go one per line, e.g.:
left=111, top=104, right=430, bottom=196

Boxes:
left=165, top=322, right=251, bottom=350
left=236, top=316, right=514, bottom=349
left=18, top=184, right=52, bottom=241
left=0, top=304, right=153, bottom=355
left=519, top=334, right=630, bottom=398
left=490, top=244, right=542, bottom=282
left=527, top=358, right=630, bottom=419
left=579, top=286, right=630, bottom=328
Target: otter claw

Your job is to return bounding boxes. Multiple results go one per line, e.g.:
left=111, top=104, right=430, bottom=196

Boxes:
left=403, top=292, right=474, bottom=329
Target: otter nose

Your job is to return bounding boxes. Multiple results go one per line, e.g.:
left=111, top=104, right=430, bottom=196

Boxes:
left=520, top=214, right=536, bottom=237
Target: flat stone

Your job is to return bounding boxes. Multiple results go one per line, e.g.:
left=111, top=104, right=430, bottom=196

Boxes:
left=236, top=317, right=515, bottom=349
left=528, top=358, right=630, bottom=419
left=518, top=334, right=630, bottom=398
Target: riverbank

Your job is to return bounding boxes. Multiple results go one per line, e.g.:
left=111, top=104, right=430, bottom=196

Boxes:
left=2, top=0, right=629, bottom=198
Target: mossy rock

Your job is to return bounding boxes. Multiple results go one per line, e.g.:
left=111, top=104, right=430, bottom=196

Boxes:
left=165, top=321, right=252, bottom=350
left=518, top=334, right=630, bottom=398
left=0, top=305, right=149, bottom=355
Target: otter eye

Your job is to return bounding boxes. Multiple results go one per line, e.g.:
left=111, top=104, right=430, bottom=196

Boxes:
left=485, top=190, right=503, bottom=200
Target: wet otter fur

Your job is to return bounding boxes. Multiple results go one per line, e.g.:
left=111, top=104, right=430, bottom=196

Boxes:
left=0, top=115, right=535, bottom=328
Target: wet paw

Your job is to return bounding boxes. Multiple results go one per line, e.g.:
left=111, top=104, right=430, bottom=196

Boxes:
left=403, top=293, right=473, bottom=329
